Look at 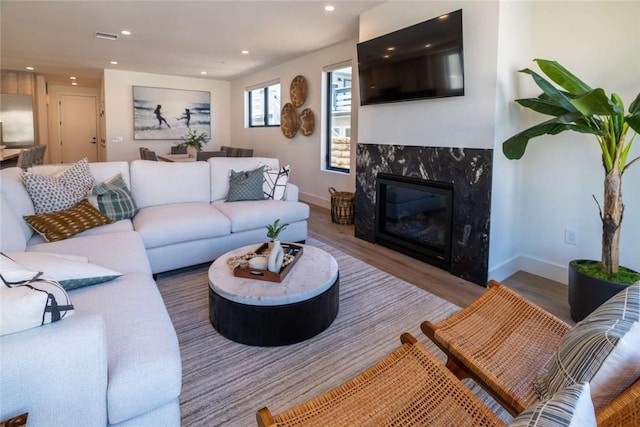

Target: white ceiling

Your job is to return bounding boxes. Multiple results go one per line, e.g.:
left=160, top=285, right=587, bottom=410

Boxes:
left=0, top=0, right=382, bottom=87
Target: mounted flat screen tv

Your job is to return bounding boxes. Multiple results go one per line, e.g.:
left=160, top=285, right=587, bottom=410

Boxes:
left=357, top=9, right=464, bottom=106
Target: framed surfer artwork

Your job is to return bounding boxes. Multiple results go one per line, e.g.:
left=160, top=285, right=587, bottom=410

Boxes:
left=132, top=86, right=211, bottom=140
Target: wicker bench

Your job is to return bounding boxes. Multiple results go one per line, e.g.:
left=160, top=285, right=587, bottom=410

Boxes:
left=421, top=280, right=640, bottom=425
left=256, top=333, right=506, bottom=427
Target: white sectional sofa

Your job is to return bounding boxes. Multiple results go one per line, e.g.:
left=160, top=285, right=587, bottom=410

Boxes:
left=0, top=157, right=309, bottom=426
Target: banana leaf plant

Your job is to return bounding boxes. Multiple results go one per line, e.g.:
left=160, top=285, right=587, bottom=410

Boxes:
left=503, top=59, right=640, bottom=276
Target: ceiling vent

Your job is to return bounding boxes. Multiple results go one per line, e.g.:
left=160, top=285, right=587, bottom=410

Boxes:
left=95, top=31, right=118, bottom=41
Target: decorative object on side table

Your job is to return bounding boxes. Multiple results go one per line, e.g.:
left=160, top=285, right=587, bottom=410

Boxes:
left=182, top=129, right=209, bottom=158
left=502, top=58, right=640, bottom=322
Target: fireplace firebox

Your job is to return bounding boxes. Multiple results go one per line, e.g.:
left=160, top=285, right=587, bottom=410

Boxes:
left=375, top=174, right=453, bottom=269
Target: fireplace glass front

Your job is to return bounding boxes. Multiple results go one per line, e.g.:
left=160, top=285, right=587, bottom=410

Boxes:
left=375, top=174, right=453, bottom=267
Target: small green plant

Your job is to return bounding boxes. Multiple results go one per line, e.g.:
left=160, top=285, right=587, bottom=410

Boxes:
left=266, top=219, right=288, bottom=240
left=182, top=129, right=209, bottom=151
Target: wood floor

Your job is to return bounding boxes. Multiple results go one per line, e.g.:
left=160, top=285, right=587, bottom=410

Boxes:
left=308, top=204, right=574, bottom=325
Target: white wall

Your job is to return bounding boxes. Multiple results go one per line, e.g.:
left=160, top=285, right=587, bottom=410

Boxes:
left=514, top=1, right=640, bottom=282
left=358, top=1, right=500, bottom=149
left=230, top=39, right=358, bottom=208
left=103, top=69, right=230, bottom=161
left=488, top=1, right=533, bottom=281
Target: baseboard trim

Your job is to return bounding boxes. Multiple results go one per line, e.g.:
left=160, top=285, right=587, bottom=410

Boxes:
left=518, top=255, right=568, bottom=285
left=488, top=255, right=520, bottom=282
left=300, top=192, right=331, bottom=210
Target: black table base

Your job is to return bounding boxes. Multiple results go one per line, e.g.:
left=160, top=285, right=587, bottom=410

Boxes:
left=209, top=274, right=339, bottom=346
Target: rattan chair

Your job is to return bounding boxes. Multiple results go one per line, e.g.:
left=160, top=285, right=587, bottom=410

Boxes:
left=256, top=333, right=506, bottom=427
left=170, top=144, right=187, bottom=154
left=16, top=145, right=46, bottom=169
left=420, top=280, right=640, bottom=425
left=221, top=145, right=253, bottom=157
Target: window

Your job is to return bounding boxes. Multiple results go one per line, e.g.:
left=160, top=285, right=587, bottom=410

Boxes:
left=326, top=66, right=352, bottom=172
left=247, top=83, right=281, bottom=127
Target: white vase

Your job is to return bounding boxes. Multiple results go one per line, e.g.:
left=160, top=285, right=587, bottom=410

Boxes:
left=187, top=146, right=197, bottom=158
left=267, top=240, right=284, bottom=273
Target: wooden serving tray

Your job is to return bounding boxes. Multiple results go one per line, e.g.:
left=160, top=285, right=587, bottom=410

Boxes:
left=233, top=243, right=303, bottom=283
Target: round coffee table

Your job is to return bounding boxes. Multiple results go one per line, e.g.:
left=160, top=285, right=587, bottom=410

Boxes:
left=208, top=244, right=339, bottom=346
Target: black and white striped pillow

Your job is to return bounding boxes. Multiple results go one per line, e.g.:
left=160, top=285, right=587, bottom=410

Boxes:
left=510, top=383, right=595, bottom=427
left=533, top=282, right=640, bottom=409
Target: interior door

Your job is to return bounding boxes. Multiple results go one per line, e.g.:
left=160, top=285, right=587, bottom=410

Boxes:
left=60, top=94, right=98, bottom=163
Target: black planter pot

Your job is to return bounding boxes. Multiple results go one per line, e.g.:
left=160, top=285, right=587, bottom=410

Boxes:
left=568, top=260, right=629, bottom=322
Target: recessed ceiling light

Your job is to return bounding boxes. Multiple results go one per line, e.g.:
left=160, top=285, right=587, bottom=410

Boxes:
left=425, top=43, right=432, bottom=48
left=70, top=76, right=77, bottom=80
left=387, top=47, right=395, bottom=51
left=72, top=82, right=78, bottom=86
left=324, top=5, right=335, bottom=12
left=200, top=71, right=207, bottom=75
left=383, top=55, right=390, bottom=59
left=241, top=50, right=249, bottom=55
left=26, top=66, right=34, bottom=71
left=438, top=14, right=449, bottom=20
left=110, top=61, right=118, bottom=65
left=95, top=31, right=118, bottom=41
left=121, top=30, right=131, bottom=36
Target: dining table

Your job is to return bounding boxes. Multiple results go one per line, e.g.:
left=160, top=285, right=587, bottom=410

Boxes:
left=157, top=154, right=197, bottom=163
left=0, top=148, right=23, bottom=168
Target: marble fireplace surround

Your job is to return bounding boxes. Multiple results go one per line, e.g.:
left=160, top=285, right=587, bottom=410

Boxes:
left=355, top=144, right=492, bottom=286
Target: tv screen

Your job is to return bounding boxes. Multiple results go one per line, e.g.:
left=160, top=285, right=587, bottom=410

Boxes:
left=357, top=9, right=464, bottom=106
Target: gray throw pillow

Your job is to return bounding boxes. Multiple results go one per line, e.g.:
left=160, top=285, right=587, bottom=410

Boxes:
left=226, top=166, right=265, bottom=202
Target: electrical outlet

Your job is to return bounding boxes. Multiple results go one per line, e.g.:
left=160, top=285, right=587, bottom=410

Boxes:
left=111, top=136, right=124, bottom=143
left=565, top=228, right=577, bottom=245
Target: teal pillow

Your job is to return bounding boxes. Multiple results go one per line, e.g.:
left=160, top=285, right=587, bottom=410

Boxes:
left=91, top=173, right=138, bottom=220
left=226, top=166, right=265, bottom=202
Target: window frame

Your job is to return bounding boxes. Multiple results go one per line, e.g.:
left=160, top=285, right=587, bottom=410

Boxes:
left=325, top=67, right=352, bottom=173
left=247, top=83, right=281, bottom=128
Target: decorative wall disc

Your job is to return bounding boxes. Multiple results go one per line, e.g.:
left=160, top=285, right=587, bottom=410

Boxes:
left=299, top=108, right=315, bottom=136
left=289, top=75, right=308, bottom=108
left=280, top=103, right=299, bottom=138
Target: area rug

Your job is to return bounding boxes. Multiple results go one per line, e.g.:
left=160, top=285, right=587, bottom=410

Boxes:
left=156, top=238, right=512, bottom=426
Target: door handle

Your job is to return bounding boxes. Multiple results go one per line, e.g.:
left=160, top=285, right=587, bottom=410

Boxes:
left=90, top=137, right=97, bottom=144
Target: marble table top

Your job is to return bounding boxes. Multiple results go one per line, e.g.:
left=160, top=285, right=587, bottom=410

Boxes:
left=208, top=244, right=338, bottom=306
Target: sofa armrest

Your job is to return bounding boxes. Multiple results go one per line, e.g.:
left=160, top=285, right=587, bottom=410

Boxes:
left=0, top=315, right=108, bottom=427
left=284, top=183, right=299, bottom=202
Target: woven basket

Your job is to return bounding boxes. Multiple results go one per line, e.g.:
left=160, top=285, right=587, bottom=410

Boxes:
left=329, top=187, right=355, bottom=225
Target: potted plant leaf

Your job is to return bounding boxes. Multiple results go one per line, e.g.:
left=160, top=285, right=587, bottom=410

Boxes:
left=182, top=129, right=209, bottom=158
left=502, top=59, right=640, bottom=321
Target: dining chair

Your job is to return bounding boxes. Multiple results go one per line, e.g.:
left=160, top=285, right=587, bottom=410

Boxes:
left=142, top=149, right=158, bottom=161
left=220, top=146, right=253, bottom=157
left=171, top=144, right=187, bottom=154
left=196, top=151, right=226, bottom=161
left=139, top=147, right=149, bottom=159
left=16, top=145, right=47, bottom=169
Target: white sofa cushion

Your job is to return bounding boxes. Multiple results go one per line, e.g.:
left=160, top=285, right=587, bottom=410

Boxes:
left=70, top=274, right=181, bottom=424
left=0, top=193, right=28, bottom=252
left=27, top=231, right=152, bottom=275
left=209, top=157, right=278, bottom=201
left=130, top=160, right=210, bottom=208
left=0, top=168, right=36, bottom=242
left=133, top=202, right=231, bottom=249
left=212, top=199, right=309, bottom=233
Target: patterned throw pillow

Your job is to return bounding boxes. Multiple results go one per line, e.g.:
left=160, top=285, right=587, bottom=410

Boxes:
left=262, top=164, right=290, bottom=200
left=23, top=199, right=113, bottom=242
left=22, top=158, right=94, bottom=214
left=510, top=383, right=595, bottom=427
left=533, top=284, right=640, bottom=409
left=226, top=166, right=265, bottom=202
left=91, top=173, right=138, bottom=221
left=0, top=272, right=74, bottom=336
